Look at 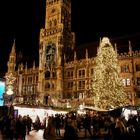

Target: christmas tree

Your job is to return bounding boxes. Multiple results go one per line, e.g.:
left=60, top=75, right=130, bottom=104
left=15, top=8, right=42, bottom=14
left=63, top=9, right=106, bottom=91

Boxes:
left=92, top=37, right=129, bottom=110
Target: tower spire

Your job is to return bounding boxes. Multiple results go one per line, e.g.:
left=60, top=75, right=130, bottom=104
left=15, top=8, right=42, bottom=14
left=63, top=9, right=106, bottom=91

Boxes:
left=86, top=49, right=88, bottom=60
left=7, top=39, right=16, bottom=73
left=11, top=39, right=16, bottom=54
left=128, top=40, right=132, bottom=56
left=74, top=50, right=77, bottom=61
left=25, top=62, right=28, bottom=72
left=114, top=43, right=117, bottom=53
left=33, top=60, right=35, bottom=70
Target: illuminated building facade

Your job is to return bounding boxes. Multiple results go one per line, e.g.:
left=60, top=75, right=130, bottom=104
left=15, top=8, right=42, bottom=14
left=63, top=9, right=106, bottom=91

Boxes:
left=5, top=0, right=140, bottom=106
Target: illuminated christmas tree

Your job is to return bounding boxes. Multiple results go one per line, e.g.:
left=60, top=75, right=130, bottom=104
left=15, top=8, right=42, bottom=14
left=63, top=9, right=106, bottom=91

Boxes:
left=92, top=37, right=129, bottom=110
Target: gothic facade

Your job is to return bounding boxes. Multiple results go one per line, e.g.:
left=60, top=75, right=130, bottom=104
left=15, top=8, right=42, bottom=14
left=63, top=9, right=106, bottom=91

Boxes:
left=5, top=0, right=140, bottom=106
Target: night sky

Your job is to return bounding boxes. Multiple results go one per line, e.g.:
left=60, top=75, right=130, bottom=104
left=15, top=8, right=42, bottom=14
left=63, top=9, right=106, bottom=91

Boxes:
left=0, top=0, right=140, bottom=76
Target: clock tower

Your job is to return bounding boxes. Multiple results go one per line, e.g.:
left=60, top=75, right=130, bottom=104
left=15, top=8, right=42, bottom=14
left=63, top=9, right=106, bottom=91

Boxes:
left=38, top=0, right=75, bottom=104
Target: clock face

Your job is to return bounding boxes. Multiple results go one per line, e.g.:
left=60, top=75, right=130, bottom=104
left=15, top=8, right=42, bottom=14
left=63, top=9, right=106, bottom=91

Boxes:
left=48, top=7, right=58, bottom=20
left=46, top=44, right=56, bottom=65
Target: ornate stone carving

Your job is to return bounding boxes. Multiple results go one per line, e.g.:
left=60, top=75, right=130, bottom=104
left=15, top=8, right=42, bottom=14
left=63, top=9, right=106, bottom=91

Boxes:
left=40, top=28, right=46, bottom=38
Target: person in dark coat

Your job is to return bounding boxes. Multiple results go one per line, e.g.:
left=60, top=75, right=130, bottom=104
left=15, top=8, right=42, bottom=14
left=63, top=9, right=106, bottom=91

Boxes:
left=55, top=114, right=61, bottom=136
left=64, top=117, right=78, bottom=140
left=26, top=115, right=32, bottom=134
left=83, top=114, right=92, bottom=138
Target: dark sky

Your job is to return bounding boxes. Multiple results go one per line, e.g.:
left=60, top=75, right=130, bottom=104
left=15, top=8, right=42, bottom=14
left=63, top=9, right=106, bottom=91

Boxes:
left=0, top=0, right=140, bottom=76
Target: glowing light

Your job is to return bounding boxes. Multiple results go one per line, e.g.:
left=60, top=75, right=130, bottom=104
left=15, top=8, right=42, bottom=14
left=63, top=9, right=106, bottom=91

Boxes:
left=122, top=107, right=137, bottom=120
left=6, top=88, right=14, bottom=95
left=14, top=106, right=68, bottom=123
left=5, top=73, right=16, bottom=96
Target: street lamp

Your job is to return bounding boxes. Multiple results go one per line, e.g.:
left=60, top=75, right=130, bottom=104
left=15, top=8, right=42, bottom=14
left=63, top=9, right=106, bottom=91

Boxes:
left=6, top=87, right=14, bottom=95
left=5, top=73, right=16, bottom=105
left=5, top=73, right=16, bottom=95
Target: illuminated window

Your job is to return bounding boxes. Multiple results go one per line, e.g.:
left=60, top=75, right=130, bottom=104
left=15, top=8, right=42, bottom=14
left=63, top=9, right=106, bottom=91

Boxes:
left=27, top=86, right=31, bottom=92
left=66, top=71, right=73, bottom=78
left=126, top=78, right=131, bottom=86
left=67, top=82, right=73, bottom=89
left=91, top=68, right=94, bottom=76
left=121, top=65, right=129, bottom=73
left=28, top=77, right=32, bottom=84
left=89, top=80, right=93, bottom=89
left=128, top=92, right=132, bottom=99
left=30, top=86, right=33, bottom=92
left=122, top=79, right=126, bottom=86
left=78, top=69, right=85, bottom=78
left=23, top=86, right=26, bottom=94
left=78, top=81, right=85, bottom=89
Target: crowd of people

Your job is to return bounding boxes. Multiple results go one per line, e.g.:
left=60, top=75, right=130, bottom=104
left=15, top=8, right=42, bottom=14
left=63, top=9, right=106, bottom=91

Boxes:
left=43, top=112, right=140, bottom=140
left=0, top=108, right=140, bottom=140
left=0, top=114, right=33, bottom=140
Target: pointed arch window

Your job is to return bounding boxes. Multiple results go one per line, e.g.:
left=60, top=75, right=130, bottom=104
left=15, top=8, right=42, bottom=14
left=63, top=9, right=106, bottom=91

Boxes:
left=45, top=82, right=50, bottom=90
left=45, top=71, right=50, bottom=79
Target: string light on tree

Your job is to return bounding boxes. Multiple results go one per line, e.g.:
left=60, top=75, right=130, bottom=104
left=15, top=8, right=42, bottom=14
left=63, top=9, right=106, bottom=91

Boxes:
left=92, top=37, right=129, bottom=110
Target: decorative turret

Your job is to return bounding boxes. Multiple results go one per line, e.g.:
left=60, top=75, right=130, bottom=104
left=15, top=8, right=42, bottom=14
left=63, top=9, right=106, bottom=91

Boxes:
left=99, top=37, right=102, bottom=45
left=7, top=39, right=16, bottom=73
left=85, top=49, right=88, bottom=60
left=64, top=54, right=66, bottom=63
left=128, top=40, right=132, bottom=56
left=74, top=50, right=77, bottom=61
left=114, top=43, right=117, bottom=53
left=18, top=63, right=24, bottom=74
left=33, top=60, right=35, bottom=70
left=25, top=62, right=27, bottom=72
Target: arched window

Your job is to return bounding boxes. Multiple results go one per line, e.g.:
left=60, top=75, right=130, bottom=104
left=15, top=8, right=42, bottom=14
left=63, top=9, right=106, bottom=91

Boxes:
left=45, top=82, right=50, bottom=89
left=45, top=44, right=56, bottom=65
left=45, top=71, right=50, bottom=79
left=54, top=19, right=57, bottom=26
